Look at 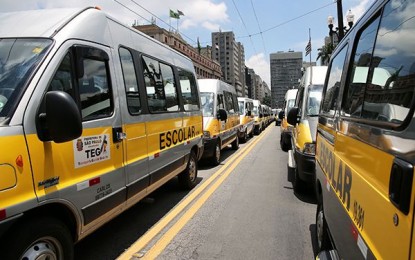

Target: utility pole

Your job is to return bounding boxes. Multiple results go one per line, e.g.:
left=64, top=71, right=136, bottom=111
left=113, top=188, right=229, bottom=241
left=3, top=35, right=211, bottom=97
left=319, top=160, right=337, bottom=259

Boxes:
left=337, top=0, right=345, bottom=40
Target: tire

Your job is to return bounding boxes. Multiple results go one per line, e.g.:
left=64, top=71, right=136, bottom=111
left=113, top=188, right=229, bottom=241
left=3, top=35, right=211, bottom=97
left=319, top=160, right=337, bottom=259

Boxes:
left=241, top=131, right=248, bottom=143
left=231, top=136, right=239, bottom=150
left=316, top=202, right=331, bottom=252
left=210, top=140, right=221, bottom=166
left=249, top=129, right=254, bottom=138
left=292, top=166, right=306, bottom=193
left=2, top=217, right=73, bottom=260
left=280, top=134, right=289, bottom=152
left=178, top=151, right=198, bottom=190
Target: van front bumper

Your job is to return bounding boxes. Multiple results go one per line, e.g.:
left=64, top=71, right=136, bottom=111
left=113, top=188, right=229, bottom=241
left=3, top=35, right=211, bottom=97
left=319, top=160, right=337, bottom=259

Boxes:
left=293, top=149, right=315, bottom=182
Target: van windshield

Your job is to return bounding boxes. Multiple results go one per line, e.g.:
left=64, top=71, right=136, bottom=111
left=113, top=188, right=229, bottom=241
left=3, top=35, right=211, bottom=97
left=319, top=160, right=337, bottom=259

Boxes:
left=306, top=84, right=323, bottom=116
left=200, top=92, right=214, bottom=116
left=0, top=38, right=52, bottom=122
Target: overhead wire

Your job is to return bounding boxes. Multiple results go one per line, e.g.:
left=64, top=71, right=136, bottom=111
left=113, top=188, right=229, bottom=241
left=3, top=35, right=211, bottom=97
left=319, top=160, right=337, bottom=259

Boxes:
left=113, top=0, right=335, bottom=48
left=230, top=0, right=258, bottom=54
left=250, top=0, right=267, bottom=57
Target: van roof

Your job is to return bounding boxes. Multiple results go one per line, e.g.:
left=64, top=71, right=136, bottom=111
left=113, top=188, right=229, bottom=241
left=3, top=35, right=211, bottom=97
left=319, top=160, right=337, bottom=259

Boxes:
left=0, top=7, right=95, bottom=38
left=285, top=89, right=298, bottom=99
left=198, top=79, right=236, bottom=94
left=301, top=66, right=328, bottom=86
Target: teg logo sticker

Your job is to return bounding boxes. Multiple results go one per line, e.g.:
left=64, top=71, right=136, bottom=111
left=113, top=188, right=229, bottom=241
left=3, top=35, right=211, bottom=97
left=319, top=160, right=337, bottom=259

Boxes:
left=74, top=134, right=111, bottom=168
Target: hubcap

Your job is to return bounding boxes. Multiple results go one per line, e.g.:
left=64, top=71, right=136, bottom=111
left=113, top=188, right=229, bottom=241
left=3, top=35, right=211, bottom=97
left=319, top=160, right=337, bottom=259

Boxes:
left=188, top=157, right=196, bottom=181
left=316, top=209, right=324, bottom=249
left=22, top=237, right=62, bottom=260
left=215, top=143, right=220, bottom=162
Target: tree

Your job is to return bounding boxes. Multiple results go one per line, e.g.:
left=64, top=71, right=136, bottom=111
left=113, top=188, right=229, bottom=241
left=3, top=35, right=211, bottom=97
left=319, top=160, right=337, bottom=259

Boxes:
left=317, top=42, right=334, bottom=65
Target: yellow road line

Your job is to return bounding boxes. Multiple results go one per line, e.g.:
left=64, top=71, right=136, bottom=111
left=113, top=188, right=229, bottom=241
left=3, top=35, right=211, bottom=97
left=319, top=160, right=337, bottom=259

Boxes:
left=117, top=127, right=270, bottom=260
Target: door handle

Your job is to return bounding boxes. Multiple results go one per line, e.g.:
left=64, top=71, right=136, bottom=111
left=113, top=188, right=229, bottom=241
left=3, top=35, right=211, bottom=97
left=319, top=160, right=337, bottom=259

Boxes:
left=112, top=127, right=126, bottom=143
left=389, top=157, right=413, bottom=215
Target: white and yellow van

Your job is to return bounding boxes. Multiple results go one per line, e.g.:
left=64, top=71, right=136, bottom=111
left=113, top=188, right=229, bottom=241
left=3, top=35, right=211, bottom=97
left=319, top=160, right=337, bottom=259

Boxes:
left=252, top=99, right=264, bottom=134
left=286, top=66, right=327, bottom=192
left=279, top=88, right=298, bottom=151
left=0, top=7, right=203, bottom=258
left=199, top=79, right=240, bottom=165
left=237, top=97, right=254, bottom=142
left=315, top=0, right=415, bottom=259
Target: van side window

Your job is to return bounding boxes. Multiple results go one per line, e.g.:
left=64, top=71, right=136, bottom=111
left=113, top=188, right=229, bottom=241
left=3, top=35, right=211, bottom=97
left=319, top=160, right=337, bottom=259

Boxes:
left=178, top=68, right=200, bottom=111
left=342, top=15, right=381, bottom=117
left=321, top=45, right=348, bottom=116
left=232, top=94, right=239, bottom=113
left=224, top=91, right=235, bottom=113
left=217, top=94, right=225, bottom=110
left=361, top=0, right=414, bottom=124
left=119, top=47, right=141, bottom=114
left=48, top=53, right=74, bottom=96
left=142, top=56, right=179, bottom=112
left=79, top=57, right=112, bottom=120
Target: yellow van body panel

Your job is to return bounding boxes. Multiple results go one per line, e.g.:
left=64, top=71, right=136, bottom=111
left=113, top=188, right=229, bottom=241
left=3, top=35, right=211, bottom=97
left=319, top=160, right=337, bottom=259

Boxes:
left=0, top=135, right=35, bottom=210
left=293, top=121, right=312, bottom=151
left=317, top=124, right=415, bottom=260
left=26, top=127, right=123, bottom=198
left=240, top=115, right=254, bottom=127
left=125, top=122, right=147, bottom=165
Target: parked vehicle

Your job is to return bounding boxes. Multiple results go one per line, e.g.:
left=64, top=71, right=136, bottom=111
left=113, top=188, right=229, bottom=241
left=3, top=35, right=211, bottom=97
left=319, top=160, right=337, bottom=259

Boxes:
left=199, top=79, right=240, bottom=165
left=286, top=66, right=327, bottom=192
left=315, top=0, right=415, bottom=259
left=0, top=7, right=204, bottom=259
left=274, top=108, right=282, bottom=126
left=278, top=88, right=298, bottom=151
left=237, top=97, right=254, bottom=142
left=253, top=99, right=264, bottom=134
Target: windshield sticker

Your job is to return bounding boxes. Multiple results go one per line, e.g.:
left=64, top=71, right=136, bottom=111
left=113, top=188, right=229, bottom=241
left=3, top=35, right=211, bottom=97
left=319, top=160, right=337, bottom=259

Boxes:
left=74, top=134, right=110, bottom=168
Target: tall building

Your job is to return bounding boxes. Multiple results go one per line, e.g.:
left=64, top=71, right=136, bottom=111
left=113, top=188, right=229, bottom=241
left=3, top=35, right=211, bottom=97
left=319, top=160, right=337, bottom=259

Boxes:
left=270, top=51, right=303, bottom=108
left=134, top=24, right=222, bottom=80
left=212, top=31, right=246, bottom=96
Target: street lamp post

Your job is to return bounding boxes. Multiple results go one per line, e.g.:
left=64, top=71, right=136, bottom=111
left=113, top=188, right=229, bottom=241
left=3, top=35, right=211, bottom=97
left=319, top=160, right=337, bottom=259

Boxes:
left=327, top=9, right=354, bottom=45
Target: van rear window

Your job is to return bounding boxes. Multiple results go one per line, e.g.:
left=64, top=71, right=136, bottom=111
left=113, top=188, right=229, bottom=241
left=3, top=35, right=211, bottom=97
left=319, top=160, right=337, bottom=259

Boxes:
left=0, top=38, right=52, bottom=121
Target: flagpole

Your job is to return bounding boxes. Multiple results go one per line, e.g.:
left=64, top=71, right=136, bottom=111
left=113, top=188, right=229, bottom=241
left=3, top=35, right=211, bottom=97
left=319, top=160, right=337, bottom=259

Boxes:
left=309, top=28, right=312, bottom=65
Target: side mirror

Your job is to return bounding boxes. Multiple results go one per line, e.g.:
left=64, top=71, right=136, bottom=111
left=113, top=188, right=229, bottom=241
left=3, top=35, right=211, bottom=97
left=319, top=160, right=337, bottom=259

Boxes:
left=278, top=110, right=285, bottom=120
left=37, top=91, right=82, bottom=143
left=287, top=107, right=300, bottom=126
left=246, top=110, right=252, bottom=116
left=217, top=108, right=227, bottom=121
left=259, top=113, right=263, bottom=118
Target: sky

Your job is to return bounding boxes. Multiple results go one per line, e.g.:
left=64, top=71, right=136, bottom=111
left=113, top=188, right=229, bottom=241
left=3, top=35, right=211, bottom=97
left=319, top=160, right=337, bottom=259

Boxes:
left=1, top=0, right=375, bottom=87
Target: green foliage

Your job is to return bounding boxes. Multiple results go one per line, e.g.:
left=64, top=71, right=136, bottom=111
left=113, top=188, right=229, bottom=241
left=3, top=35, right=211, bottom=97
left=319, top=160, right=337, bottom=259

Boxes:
left=317, top=43, right=335, bottom=65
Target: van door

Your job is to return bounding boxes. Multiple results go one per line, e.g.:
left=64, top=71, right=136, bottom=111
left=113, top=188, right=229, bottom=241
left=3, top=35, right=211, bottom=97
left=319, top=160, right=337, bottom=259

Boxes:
left=118, top=47, right=149, bottom=204
left=26, top=42, right=126, bottom=230
left=141, top=55, right=185, bottom=188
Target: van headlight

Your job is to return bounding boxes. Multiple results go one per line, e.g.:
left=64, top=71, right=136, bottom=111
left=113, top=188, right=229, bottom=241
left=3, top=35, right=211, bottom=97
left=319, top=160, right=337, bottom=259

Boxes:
left=203, top=131, right=211, bottom=139
left=303, top=143, right=316, bottom=156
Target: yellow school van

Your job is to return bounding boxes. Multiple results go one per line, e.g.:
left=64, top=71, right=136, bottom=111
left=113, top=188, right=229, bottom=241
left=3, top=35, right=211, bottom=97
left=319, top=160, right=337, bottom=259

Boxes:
left=315, top=0, right=415, bottom=259
left=238, top=97, right=254, bottom=142
left=253, top=99, right=264, bottom=135
left=279, top=88, right=298, bottom=151
left=286, top=66, right=327, bottom=192
left=199, top=79, right=240, bottom=165
left=0, top=7, right=203, bottom=258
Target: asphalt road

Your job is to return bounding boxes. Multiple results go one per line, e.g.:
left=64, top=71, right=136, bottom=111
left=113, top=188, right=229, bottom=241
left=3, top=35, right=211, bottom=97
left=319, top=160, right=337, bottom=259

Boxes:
left=75, top=124, right=318, bottom=260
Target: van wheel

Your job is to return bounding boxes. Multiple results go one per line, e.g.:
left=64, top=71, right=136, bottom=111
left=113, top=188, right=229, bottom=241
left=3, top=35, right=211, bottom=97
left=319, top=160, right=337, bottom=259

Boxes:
left=292, top=167, right=306, bottom=193
left=232, top=136, right=239, bottom=150
left=178, top=151, right=198, bottom=190
left=210, top=141, right=221, bottom=166
left=241, top=131, right=248, bottom=143
left=316, top=202, right=331, bottom=252
left=2, top=217, right=73, bottom=260
left=280, top=135, right=289, bottom=152
left=249, top=129, right=254, bottom=138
